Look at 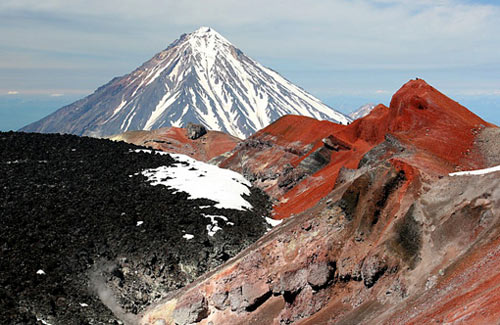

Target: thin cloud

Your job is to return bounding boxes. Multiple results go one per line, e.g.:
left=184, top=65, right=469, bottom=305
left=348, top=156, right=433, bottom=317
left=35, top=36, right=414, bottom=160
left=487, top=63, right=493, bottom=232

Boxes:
left=458, top=89, right=500, bottom=96
left=0, top=89, right=90, bottom=95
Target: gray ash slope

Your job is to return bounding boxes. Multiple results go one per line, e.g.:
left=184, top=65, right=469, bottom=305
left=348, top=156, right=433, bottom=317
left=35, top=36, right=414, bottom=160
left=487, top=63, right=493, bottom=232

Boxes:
left=20, top=27, right=350, bottom=139
left=0, top=132, right=270, bottom=324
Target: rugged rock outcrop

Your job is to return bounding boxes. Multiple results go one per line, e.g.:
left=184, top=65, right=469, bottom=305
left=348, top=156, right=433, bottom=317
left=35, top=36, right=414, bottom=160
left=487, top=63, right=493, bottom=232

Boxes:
left=141, top=79, right=500, bottom=324
left=218, top=115, right=346, bottom=206
left=142, top=166, right=500, bottom=324
left=186, top=123, right=207, bottom=140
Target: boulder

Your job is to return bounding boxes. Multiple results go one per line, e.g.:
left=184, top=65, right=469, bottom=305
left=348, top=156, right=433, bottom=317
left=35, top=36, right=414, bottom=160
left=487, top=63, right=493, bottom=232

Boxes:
left=322, top=135, right=351, bottom=151
left=172, top=291, right=209, bottom=325
left=186, top=123, right=207, bottom=140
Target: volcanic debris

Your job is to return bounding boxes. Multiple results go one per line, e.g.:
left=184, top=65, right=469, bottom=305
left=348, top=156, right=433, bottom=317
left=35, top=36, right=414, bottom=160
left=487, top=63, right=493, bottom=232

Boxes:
left=0, top=131, right=270, bottom=324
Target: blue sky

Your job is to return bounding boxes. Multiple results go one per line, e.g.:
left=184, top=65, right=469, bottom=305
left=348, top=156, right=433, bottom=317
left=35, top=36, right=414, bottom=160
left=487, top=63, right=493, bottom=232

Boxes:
left=1, top=0, right=499, bottom=130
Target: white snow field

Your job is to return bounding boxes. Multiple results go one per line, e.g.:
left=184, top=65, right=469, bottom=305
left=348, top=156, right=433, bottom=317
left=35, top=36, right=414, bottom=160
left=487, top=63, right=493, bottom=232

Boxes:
left=140, top=153, right=253, bottom=211
left=449, top=164, right=500, bottom=176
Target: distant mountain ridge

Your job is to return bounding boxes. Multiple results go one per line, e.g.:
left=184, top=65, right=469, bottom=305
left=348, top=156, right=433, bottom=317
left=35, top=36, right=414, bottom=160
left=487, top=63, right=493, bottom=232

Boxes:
left=349, top=103, right=375, bottom=120
left=21, top=27, right=350, bottom=138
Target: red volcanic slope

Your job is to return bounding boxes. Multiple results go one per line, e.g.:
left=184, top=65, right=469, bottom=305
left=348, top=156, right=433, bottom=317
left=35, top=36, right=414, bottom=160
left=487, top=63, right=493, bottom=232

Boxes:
left=111, top=126, right=241, bottom=162
left=141, top=79, right=500, bottom=325
left=252, top=115, right=345, bottom=147
left=344, top=79, right=493, bottom=166
left=220, top=115, right=345, bottom=167
left=220, top=79, right=494, bottom=219
left=218, top=115, right=350, bottom=210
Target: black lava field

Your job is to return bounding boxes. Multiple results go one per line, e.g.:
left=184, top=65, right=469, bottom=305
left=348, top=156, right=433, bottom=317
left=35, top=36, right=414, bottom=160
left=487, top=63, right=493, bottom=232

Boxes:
left=0, top=131, right=270, bottom=324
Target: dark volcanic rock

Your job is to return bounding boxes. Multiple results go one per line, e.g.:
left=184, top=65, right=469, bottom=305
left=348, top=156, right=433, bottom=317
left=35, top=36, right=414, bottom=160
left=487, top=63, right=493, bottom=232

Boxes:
left=322, top=135, right=351, bottom=151
left=358, top=134, right=406, bottom=168
left=298, top=147, right=331, bottom=175
left=186, top=123, right=207, bottom=140
left=0, top=131, right=270, bottom=324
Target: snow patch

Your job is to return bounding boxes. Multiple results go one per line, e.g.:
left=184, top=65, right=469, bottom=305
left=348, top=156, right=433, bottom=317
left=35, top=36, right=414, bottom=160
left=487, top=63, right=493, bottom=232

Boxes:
left=203, top=214, right=231, bottom=236
left=449, top=164, right=500, bottom=176
left=36, top=318, right=53, bottom=325
left=265, top=217, right=283, bottom=227
left=206, top=224, right=222, bottom=237
left=140, top=153, right=252, bottom=210
left=204, top=214, right=229, bottom=223
left=111, top=100, right=128, bottom=117
left=145, top=91, right=181, bottom=130
left=132, top=149, right=169, bottom=156
left=349, top=103, right=375, bottom=120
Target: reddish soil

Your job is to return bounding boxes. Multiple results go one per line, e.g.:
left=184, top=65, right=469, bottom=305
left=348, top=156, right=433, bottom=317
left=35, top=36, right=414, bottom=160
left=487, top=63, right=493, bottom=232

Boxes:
left=403, top=236, right=500, bottom=324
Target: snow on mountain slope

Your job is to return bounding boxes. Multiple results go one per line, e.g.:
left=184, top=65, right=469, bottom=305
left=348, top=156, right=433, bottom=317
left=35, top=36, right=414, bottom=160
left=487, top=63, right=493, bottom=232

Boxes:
left=449, top=164, right=500, bottom=176
left=21, top=27, right=350, bottom=138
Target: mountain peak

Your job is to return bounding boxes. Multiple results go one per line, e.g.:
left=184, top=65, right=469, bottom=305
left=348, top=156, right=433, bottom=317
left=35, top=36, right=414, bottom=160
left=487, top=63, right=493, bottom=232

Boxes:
left=20, top=28, right=350, bottom=138
left=184, top=26, right=232, bottom=55
left=188, top=26, right=227, bottom=43
left=193, top=26, right=215, bottom=34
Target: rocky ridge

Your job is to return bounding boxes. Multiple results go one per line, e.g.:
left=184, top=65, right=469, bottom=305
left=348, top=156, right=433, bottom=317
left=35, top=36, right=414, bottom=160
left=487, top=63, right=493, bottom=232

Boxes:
left=218, top=79, right=495, bottom=219
left=109, top=124, right=241, bottom=162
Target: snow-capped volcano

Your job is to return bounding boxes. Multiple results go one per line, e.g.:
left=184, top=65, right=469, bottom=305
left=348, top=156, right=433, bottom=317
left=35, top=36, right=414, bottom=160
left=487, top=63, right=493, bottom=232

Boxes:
left=349, top=103, right=375, bottom=120
left=21, top=27, right=350, bottom=138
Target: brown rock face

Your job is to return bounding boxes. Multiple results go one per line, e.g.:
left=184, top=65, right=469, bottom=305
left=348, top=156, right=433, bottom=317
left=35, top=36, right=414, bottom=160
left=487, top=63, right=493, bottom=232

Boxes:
left=140, top=80, right=500, bottom=324
left=171, top=291, right=209, bottom=325
left=109, top=126, right=240, bottom=162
